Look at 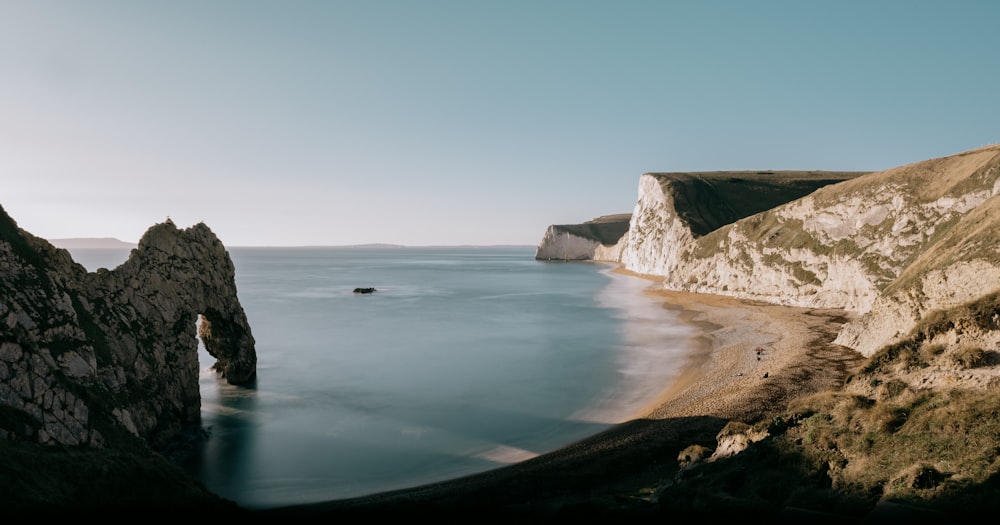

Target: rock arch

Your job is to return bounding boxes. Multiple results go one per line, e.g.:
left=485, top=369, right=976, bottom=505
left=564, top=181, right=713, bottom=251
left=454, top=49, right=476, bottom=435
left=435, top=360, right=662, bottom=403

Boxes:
left=85, top=220, right=258, bottom=445
left=0, top=209, right=256, bottom=449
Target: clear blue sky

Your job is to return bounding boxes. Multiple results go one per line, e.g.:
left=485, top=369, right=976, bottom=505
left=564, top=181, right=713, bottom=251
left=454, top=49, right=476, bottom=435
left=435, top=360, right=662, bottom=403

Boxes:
left=3, top=1, right=998, bottom=247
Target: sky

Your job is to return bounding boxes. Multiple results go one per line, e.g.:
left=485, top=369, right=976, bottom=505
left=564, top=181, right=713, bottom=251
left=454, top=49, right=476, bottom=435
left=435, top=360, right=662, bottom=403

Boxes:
left=2, top=1, right=999, bottom=247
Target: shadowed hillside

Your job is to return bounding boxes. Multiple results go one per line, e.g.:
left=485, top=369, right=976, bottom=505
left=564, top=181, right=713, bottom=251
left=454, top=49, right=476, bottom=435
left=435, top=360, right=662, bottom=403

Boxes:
left=547, top=213, right=633, bottom=244
left=536, top=171, right=865, bottom=262
left=646, top=170, right=866, bottom=236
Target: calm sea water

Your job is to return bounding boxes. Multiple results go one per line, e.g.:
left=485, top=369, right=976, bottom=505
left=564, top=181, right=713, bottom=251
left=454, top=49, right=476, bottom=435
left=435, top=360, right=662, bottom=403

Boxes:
left=67, top=245, right=692, bottom=509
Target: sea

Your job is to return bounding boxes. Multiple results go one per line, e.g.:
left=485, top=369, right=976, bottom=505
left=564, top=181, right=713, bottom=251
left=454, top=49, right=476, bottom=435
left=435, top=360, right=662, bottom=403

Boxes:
left=66, top=245, right=693, bottom=510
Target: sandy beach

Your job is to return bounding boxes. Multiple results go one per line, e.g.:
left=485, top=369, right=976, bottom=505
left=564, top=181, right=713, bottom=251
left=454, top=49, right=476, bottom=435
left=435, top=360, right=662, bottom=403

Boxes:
left=260, top=269, right=867, bottom=520
left=635, top=271, right=864, bottom=424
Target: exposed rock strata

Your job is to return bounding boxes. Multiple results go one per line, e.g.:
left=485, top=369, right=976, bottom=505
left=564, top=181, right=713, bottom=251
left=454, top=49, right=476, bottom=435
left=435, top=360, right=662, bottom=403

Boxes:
left=0, top=207, right=256, bottom=450
left=539, top=144, right=1000, bottom=357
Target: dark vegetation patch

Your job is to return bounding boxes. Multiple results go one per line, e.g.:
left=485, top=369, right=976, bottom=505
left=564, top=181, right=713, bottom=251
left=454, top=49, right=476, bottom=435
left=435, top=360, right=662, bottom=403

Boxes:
left=551, top=214, right=632, bottom=245
left=653, top=171, right=864, bottom=237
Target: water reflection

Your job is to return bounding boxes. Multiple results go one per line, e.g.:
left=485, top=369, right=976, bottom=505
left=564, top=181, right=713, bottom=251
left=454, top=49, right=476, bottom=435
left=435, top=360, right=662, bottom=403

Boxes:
left=197, top=380, right=259, bottom=498
left=180, top=342, right=259, bottom=503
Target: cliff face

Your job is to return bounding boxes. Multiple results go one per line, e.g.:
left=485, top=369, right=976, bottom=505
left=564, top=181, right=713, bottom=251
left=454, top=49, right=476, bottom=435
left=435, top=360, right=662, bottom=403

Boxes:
left=534, top=214, right=632, bottom=261
left=536, top=172, right=861, bottom=268
left=614, top=170, right=866, bottom=276
left=0, top=207, right=256, bottom=450
left=655, top=146, right=1000, bottom=356
left=540, top=144, right=1000, bottom=357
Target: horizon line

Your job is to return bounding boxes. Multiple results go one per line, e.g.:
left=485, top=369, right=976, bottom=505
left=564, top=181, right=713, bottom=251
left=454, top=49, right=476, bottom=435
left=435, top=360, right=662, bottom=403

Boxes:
left=50, top=238, right=538, bottom=250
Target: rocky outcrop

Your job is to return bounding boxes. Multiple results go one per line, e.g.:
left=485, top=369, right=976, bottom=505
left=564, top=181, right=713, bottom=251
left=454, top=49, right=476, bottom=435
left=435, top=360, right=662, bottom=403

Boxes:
left=535, top=214, right=632, bottom=261
left=0, top=206, right=256, bottom=450
left=560, top=144, right=1000, bottom=358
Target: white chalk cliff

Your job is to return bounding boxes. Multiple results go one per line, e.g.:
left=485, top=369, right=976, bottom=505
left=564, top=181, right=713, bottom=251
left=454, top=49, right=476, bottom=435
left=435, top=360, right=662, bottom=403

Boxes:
left=534, top=214, right=632, bottom=261
left=538, top=144, right=1000, bottom=357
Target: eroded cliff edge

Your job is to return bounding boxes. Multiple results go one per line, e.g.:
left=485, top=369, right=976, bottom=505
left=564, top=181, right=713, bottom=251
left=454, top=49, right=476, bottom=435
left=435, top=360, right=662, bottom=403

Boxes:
left=535, top=172, right=861, bottom=263
left=539, top=144, right=1000, bottom=357
left=0, top=206, right=256, bottom=452
left=534, top=213, right=633, bottom=261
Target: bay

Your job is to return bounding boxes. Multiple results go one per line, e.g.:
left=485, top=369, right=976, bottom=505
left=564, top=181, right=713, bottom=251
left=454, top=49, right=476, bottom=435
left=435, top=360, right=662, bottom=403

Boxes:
left=66, top=245, right=692, bottom=509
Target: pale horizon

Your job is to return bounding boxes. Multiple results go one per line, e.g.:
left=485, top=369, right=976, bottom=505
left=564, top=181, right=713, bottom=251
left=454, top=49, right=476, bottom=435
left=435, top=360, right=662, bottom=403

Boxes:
left=47, top=234, right=538, bottom=249
left=3, top=1, right=999, bottom=247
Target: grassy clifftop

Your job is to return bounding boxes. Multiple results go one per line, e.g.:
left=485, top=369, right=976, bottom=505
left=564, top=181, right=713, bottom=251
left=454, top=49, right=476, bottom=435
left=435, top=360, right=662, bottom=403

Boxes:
left=647, top=170, right=865, bottom=236
left=547, top=213, right=633, bottom=245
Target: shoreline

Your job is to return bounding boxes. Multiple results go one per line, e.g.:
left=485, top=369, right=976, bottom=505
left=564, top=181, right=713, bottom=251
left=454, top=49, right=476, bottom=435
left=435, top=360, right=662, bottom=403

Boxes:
left=261, top=266, right=867, bottom=518
left=620, top=268, right=863, bottom=423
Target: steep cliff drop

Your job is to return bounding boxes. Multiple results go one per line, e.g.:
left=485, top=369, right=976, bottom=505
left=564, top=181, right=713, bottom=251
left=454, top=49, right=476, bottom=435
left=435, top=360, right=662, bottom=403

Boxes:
left=542, top=144, right=1000, bottom=358
left=534, top=213, right=632, bottom=261
left=0, top=206, right=256, bottom=453
left=535, top=172, right=863, bottom=265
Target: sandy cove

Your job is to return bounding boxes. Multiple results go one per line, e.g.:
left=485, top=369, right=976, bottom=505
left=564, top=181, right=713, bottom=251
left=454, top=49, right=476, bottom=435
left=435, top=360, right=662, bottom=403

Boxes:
left=260, top=268, right=867, bottom=521
left=632, top=269, right=865, bottom=424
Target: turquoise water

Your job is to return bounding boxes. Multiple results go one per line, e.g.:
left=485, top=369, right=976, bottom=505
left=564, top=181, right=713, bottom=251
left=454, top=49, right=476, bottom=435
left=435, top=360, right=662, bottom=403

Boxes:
left=67, top=245, right=692, bottom=509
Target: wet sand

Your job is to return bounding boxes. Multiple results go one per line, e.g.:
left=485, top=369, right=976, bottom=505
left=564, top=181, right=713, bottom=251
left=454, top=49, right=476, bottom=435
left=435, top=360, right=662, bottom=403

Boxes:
left=259, top=270, right=866, bottom=521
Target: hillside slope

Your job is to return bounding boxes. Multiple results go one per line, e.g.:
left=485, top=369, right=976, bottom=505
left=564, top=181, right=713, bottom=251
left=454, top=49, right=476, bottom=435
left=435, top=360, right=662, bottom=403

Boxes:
left=534, top=213, right=633, bottom=260
left=605, top=144, right=1000, bottom=356
left=535, top=171, right=863, bottom=263
left=656, top=291, right=1000, bottom=521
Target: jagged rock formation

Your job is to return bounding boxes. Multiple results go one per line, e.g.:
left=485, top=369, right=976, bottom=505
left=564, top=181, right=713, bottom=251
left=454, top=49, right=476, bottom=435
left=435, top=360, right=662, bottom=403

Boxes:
left=534, top=213, right=632, bottom=261
left=549, top=144, right=1000, bottom=359
left=0, top=206, right=256, bottom=450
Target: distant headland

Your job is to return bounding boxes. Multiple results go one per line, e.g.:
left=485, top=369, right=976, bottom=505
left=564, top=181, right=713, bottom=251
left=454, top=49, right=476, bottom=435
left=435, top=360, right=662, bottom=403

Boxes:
left=48, top=237, right=138, bottom=249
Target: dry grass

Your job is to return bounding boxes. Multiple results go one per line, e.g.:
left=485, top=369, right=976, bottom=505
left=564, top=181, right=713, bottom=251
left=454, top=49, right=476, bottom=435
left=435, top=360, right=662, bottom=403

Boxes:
left=952, top=345, right=988, bottom=368
left=655, top=290, right=1000, bottom=519
left=656, top=384, right=1000, bottom=518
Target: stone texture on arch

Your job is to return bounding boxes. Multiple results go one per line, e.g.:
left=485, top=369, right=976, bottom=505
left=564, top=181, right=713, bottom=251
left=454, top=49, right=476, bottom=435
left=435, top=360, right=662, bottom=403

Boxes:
left=0, top=207, right=256, bottom=450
